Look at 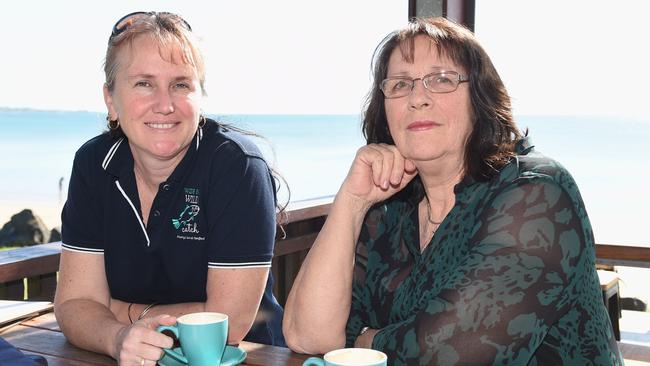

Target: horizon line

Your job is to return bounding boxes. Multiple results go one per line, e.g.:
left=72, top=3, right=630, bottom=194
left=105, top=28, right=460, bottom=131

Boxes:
left=1, top=106, right=648, bottom=120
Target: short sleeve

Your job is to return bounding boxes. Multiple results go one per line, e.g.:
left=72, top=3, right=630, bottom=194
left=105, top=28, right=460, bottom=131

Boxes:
left=60, top=151, right=105, bottom=253
left=205, top=146, right=276, bottom=269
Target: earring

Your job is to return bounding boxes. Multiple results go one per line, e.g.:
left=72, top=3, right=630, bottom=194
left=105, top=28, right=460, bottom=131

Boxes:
left=198, top=114, right=206, bottom=128
left=106, top=116, right=120, bottom=130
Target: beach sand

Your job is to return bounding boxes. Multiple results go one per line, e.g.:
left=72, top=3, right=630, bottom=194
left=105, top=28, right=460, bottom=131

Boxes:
left=0, top=200, right=63, bottom=231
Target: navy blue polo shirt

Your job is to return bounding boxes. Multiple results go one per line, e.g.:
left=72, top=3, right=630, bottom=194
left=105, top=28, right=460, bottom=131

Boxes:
left=61, top=119, right=285, bottom=346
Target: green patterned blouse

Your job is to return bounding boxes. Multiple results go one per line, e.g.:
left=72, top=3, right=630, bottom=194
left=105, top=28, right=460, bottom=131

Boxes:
left=345, top=138, right=622, bottom=365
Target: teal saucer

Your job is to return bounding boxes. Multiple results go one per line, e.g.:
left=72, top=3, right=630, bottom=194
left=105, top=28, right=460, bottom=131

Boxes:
left=157, top=345, right=247, bottom=366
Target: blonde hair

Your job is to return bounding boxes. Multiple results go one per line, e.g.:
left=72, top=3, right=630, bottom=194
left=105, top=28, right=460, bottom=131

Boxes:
left=103, top=12, right=206, bottom=95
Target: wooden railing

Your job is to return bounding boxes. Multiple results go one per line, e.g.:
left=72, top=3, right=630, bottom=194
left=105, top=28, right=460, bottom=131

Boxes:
left=271, top=196, right=332, bottom=306
left=1, top=196, right=650, bottom=302
left=0, top=196, right=334, bottom=303
left=0, top=242, right=61, bottom=300
left=596, top=244, right=650, bottom=269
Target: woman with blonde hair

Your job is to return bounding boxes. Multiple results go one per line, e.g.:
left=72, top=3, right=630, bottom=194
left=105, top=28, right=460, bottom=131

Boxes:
left=55, top=11, right=285, bottom=365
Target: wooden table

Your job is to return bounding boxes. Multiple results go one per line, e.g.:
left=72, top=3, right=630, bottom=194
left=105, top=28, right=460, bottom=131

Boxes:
left=2, top=309, right=650, bottom=365
left=0, top=311, right=311, bottom=366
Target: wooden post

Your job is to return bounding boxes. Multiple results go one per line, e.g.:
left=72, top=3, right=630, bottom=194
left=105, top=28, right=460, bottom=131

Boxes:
left=408, top=0, right=475, bottom=31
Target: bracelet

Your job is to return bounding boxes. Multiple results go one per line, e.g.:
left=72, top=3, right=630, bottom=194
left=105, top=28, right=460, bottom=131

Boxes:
left=359, top=326, right=370, bottom=336
left=127, top=303, right=135, bottom=324
left=137, top=302, right=158, bottom=321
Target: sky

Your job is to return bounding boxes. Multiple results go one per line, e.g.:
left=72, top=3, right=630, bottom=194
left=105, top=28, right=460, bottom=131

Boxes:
left=0, top=0, right=404, bottom=114
left=1, top=0, right=649, bottom=117
left=476, top=0, right=650, bottom=118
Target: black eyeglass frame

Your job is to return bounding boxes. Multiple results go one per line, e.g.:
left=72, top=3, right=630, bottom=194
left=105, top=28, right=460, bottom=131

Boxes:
left=380, top=71, right=469, bottom=99
left=110, top=11, right=192, bottom=40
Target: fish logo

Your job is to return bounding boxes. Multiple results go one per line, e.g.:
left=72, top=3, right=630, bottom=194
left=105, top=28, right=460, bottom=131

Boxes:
left=172, top=204, right=200, bottom=229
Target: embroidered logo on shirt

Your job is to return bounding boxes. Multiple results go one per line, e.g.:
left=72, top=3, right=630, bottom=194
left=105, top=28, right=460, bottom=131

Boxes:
left=173, top=188, right=204, bottom=240
left=172, top=204, right=200, bottom=230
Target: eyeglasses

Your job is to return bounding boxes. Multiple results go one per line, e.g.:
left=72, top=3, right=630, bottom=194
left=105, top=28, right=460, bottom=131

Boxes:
left=380, top=71, right=468, bottom=99
left=110, top=11, right=192, bottom=40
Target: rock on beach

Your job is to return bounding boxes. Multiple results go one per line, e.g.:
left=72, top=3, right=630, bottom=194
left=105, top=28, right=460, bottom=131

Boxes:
left=0, top=209, right=59, bottom=247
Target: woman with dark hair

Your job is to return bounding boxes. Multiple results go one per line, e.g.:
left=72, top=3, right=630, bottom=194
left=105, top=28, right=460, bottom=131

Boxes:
left=54, top=11, right=285, bottom=366
left=284, top=17, right=621, bottom=365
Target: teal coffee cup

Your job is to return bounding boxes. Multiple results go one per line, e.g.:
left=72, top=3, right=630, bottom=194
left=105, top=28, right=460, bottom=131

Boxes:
left=157, top=312, right=228, bottom=366
left=303, top=348, right=387, bottom=366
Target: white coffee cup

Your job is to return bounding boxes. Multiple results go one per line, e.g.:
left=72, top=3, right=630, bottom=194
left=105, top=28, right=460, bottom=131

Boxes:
left=302, top=348, right=387, bottom=366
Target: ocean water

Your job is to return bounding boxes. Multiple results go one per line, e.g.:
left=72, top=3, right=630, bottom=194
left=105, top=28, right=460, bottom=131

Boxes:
left=1, top=109, right=648, bottom=245
left=0, top=111, right=365, bottom=204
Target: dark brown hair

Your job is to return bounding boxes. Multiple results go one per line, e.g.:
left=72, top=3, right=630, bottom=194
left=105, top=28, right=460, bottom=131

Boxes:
left=362, top=17, right=522, bottom=201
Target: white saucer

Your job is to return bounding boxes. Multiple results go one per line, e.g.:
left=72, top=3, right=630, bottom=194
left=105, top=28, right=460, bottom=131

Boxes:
left=158, top=345, right=247, bottom=366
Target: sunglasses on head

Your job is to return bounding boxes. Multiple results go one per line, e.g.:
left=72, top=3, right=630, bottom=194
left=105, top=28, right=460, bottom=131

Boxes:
left=110, top=11, right=192, bottom=40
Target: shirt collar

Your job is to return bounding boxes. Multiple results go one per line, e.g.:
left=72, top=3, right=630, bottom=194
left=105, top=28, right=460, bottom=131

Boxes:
left=453, top=136, right=534, bottom=195
left=102, top=136, right=131, bottom=177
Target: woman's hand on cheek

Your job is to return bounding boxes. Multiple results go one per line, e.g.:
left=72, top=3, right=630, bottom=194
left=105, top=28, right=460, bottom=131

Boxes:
left=342, top=143, right=417, bottom=205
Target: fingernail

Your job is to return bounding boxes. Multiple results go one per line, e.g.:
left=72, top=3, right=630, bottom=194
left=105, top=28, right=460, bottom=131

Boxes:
left=382, top=180, right=389, bottom=189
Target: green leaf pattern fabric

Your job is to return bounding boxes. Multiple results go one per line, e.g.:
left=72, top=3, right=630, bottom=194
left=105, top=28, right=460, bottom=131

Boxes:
left=345, top=138, right=622, bottom=365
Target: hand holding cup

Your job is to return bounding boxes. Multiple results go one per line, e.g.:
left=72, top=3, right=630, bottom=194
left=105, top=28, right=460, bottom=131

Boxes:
left=157, top=312, right=228, bottom=366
